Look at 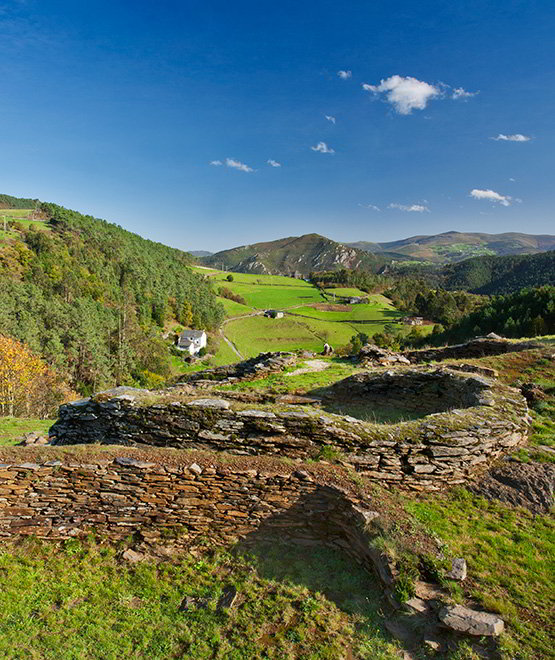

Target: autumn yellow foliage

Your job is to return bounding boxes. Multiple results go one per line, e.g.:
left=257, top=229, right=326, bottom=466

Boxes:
left=0, top=335, right=76, bottom=417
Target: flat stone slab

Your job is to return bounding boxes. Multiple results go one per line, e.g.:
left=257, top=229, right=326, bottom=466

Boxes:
left=115, top=457, right=157, bottom=469
left=187, top=398, right=230, bottom=409
left=439, top=604, right=504, bottom=636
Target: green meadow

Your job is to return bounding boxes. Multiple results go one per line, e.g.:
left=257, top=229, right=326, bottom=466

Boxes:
left=190, top=267, right=423, bottom=362
left=323, top=287, right=369, bottom=297
left=217, top=296, right=253, bottom=317
left=0, top=417, right=52, bottom=446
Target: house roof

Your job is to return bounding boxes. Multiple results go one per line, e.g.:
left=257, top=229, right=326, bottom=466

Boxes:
left=179, top=329, right=205, bottom=340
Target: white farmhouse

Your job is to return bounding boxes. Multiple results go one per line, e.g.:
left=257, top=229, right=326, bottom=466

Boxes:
left=177, top=329, right=207, bottom=355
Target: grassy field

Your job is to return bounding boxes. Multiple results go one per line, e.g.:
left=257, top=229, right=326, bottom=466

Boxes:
left=0, top=537, right=400, bottom=660
left=0, top=209, right=50, bottom=232
left=0, top=209, right=34, bottom=217
left=190, top=268, right=408, bottom=364
left=225, top=316, right=325, bottom=357
left=193, top=267, right=315, bottom=288
left=0, top=417, right=52, bottom=446
left=215, top=281, right=323, bottom=310
left=406, top=489, right=554, bottom=660
left=323, top=287, right=369, bottom=298
left=218, top=296, right=254, bottom=318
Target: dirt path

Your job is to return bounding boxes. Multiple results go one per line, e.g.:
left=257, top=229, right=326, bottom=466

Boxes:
left=219, top=330, right=244, bottom=360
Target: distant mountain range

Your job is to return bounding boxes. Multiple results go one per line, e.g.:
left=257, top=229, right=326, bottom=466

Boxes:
left=200, top=230, right=555, bottom=276
left=347, top=231, right=555, bottom=264
left=189, top=250, right=213, bottom=257
left=200, top=233, right=388, bottom=276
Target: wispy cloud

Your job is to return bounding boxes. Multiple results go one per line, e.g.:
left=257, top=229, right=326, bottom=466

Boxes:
left=490, top=133, right=531, bottom=142
left=267, top=159, right=281, bottom=167
left=325, top=115, right=336, bottom=124
left=225, top=158, right=254, bottom=172
left=452, top=87, right=479, bottom=99
left=358, top=203, right=381, bottom=211
left=210, top=160, right=223, bottom=166
left=470, top=188, right=512, bottom=206
left=310, top=141, right=335, bottom=154
left=362, top=75, right=440, bottom=114
left=337, top=70, right=352, bottom=80
left=388, top=203, right=430, bottom=212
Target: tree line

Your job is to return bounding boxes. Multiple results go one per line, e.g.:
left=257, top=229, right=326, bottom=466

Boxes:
left=0, top=199, right=224, bottom=398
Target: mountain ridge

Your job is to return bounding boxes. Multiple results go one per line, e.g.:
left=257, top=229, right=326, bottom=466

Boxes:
left=348, top=230, right=555, bottom=263
left=201, top=233, right=388, bottom=276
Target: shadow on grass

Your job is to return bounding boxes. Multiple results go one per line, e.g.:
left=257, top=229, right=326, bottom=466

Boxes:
left=232, top=486, right=399, bottom=654
left=236, top=540, right=392, bottom=645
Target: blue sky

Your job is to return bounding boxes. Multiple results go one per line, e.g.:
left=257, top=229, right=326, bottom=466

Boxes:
left=1, top=0, right=553, bottom=251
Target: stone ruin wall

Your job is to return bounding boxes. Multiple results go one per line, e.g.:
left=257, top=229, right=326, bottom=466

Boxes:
left=0, top=453, right=394, bottom=589
left=49, top=369, right=529, bottom=491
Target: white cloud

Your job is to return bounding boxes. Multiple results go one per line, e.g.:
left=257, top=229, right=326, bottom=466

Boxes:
left=491, top=133, right=531, bottom=142
left=325, top=115, right=336, bottom=124
left=310, top=141, right=335, bottom=154
left=358, top=203, right=381, bottom=211
left=509, top=177, right=516, bottom=182
left=452, top=87, right=479, bottom=99
left=337, top=70, right=352, bottom=79
left=267, top=159, right=281, bottom=167
left=362, top=75, right=440, bottom=114
left=210, top=160, right=223, bottom=166
left=388, top=203, right=430, bottom=212
left=225, top=158, right=254, bottom=173
left=470, top=188, right=512, bottom=206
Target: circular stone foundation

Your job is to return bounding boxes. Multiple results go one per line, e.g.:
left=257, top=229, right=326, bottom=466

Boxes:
left=50, top=367, right=529, bottom=490
left=322, top=368, right=492, bottom=422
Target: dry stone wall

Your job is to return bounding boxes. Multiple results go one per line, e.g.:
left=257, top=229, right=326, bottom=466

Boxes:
left=0, top=451, right=393, bottom=585
left=50, top=368, right=529, bottom=490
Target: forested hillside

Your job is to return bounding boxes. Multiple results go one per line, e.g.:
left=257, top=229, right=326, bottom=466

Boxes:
left=441, top=286, right=555, bottom=341
left=0, top=194, right=38, bottom=209
left=442, top=250, right=555, bottom=294
left=0, top=196, right=224, bottom=395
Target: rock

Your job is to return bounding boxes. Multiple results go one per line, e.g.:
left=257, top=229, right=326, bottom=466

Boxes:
left=182, top=351, right=297, bottom=384
left=424, top=640, right=440, bottom=651
left=122, top=549, right=144, bottom=563
left=187, top=398, right=230, bottom=409
left=439, top=604, right=504, bottom=636
left=357, top=508, right=380, bottom=525
left=469, top=460, right=555, bottom=513
left=405, top=597, right=429, bottom=614
left=520, top=382, right=546, bottom=405
left=217, top=585, right=238, bottom=610
left=447, top=558, right=467, bottom=581
left=188, top=463, right=203, bottom=475
left=18, top=432, right=49, bottom=446
left=115, top=457, right=157, bottom=469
